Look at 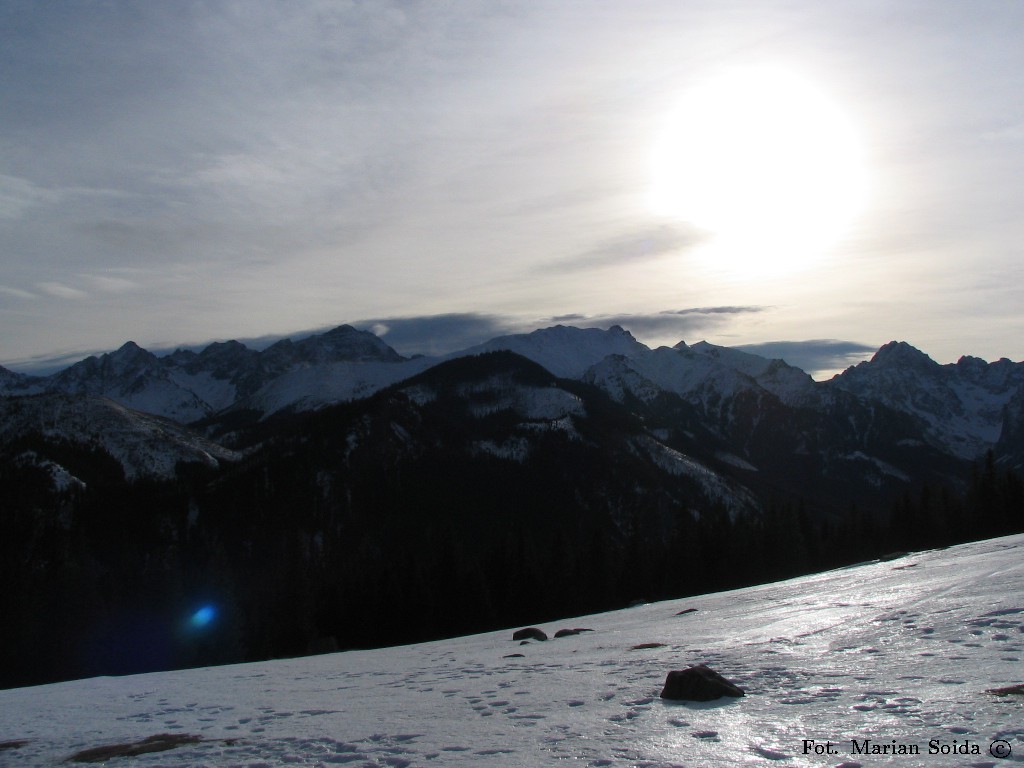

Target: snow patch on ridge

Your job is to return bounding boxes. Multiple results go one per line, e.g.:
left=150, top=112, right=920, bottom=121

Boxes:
left=632, top=435, right=760, bottom=515
left=462, top=382, right=585, bottom=421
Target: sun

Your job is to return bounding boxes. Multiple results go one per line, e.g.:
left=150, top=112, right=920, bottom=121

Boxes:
left=649, top=67, right=867, bottom=277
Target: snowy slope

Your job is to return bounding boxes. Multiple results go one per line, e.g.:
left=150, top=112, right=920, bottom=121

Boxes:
left=242, top=357, right=437, bottom=416
left=584, top=342, right=817, bottom=414
left=49, top=342, right=229, bottom=423
left=0, top=394, right=239, bottom=480
left=3, top=534, right=1023, bottom=767
left=830, top=342, right=1024, bottom=459
left=0, top=364, right=44, bottom=396
left=464, top=325, right=649, bottom=378
left=689, top=341, right=819, bottom=406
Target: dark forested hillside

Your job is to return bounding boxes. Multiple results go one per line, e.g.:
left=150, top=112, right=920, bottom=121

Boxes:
left=2, top=352, right=1023, bottom=689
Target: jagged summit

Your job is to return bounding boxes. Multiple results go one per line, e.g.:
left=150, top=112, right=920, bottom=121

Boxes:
left=262, top=324, right=404, bottom=369
left=868, top=340, right=937, bottom=368
left=469, top=324, right=648, bottom=378
left=831, top=340, right=1024, bottom=460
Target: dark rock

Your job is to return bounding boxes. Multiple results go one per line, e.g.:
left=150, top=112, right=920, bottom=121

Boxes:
left=513, top=627, right=548, bottom=642
left=660, top=664, right=745, bottom=702
left=67, top=734, right=204, bottom=763
left=987, top=683, right=1024, bottom=696
left=519, top=640, right=530, bottom=645
left=503, top=653, right=525, bottom=659
left=554, top=627, right=592, bottom=638
left=676, top=608, right=698, bottom=615
left=631, top=642, right=666, bottom=650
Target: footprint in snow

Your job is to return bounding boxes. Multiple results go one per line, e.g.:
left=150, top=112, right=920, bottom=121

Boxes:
left=752, top=745, right=790, bottom=760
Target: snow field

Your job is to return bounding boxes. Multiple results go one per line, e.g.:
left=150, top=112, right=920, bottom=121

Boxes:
left=2, top=535, right=1023, bottom=767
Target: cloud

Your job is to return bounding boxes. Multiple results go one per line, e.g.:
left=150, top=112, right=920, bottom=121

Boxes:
left=351, top=313, right=525, bottom=357
left=546, top=224, right=707, bottom=273
left=0, top=174, right=56, bottom=219
left=0, top=349, right=101, bottom=376
left=88, top=275, right=138, bottom=293
left=351, top=307, right=769, bottom=357
left=554, top=307, right=768, bottom=343
left=733, top=340, right=878, bottom=377
left=38, top=282, right=88, bottom=299
left=0, top=285, right=37, bottom=300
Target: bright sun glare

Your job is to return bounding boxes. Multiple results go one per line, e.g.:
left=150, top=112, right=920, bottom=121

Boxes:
left=650, top=67, right=867, bottom=277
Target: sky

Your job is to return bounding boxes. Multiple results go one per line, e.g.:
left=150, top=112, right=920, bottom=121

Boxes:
left=2, top=1, right=1023, bottom=379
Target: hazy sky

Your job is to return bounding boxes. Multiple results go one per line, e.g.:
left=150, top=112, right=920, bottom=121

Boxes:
left=2, top=1, right=1023, bottom=378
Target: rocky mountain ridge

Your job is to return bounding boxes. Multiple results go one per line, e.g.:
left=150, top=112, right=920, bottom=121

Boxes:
left=2, top=323, right=1022, bottom=496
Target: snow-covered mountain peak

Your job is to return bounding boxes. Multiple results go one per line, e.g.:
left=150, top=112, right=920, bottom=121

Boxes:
left=868, top=340, right=937, bottom=370
left=830, top=342, right=1024, bottom=459
left=97, top=341, right=159, bottom=373
left=198, top=339, right=250, bottom=358
left=691, top=340, right=771, bottom=375
left=669, top=341, right=816, bottom=406
left=57, top=341, right=162, bottom=388
left=468, top=324, right=649, bottom=378
left=289, top=324, right=404, bottom=365
left=187, top=339, right=259, bottom=373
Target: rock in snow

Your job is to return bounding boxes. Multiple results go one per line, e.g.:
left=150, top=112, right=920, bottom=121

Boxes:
left=512, top=627, right=548, bottom=642
left=660, top=664, right=746, bottom=701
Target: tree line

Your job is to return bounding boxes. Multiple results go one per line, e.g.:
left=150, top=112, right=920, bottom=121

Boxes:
left=2, top=430, right=1022, bottom=690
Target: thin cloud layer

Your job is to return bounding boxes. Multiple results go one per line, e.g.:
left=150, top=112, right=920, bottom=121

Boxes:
left=352, top=313, right=526, bottom=357
left=570, top=308, right=768, bottom=346
left=353, top=307, right=768, bottom=358
left=37, top=282, right=88, bottom=300
left=546, top=224, right=708, bottom=273
left=735, top=339, right=878, bottom=378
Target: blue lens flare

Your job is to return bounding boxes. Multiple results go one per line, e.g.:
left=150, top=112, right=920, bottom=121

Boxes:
left=190, top=605, right=216, bottom=628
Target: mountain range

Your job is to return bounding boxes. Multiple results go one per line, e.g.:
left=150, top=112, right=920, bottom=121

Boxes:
left=2, top=323, right=1021, bottom=489
left=4, top=322, right=1024, bottom=687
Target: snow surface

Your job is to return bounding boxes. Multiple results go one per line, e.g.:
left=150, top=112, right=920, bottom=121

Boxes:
left=246, top=358, right=437, bottom=416
left=466, top=325, right=648, bottom=379
left=462, top=382, right=585, bottom=421
left=3, top=535, right=1024, bottom=766
left=584, top=344, right=815, bottom=418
